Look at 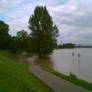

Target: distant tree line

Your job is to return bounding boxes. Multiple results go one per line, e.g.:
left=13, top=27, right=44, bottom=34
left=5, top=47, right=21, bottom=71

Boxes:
left=0, top=6, right=59, bottom=57
left=75, top=45, right=92, bottom=48
left=57, top=43, right=75, bottom=48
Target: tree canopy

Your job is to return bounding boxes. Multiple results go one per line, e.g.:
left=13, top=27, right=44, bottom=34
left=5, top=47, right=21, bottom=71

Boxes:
left=11, top=30, right=32, bottom=53
left=0, top=21, right=11, bottom=49
left=0, top=21, right=9, bottom=34
left=29, top=6, right=59, bottom=57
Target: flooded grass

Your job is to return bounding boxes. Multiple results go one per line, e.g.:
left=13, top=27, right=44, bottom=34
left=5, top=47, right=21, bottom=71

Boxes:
left=8, top=53, right=34, bottom=64
left=34, top=57, right=53, bottom=68
left=9, top=53, right=54, bottom=68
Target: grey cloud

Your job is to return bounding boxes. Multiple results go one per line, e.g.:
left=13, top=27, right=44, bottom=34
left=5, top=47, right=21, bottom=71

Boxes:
left=61, top=13, right=92, bottom=28
left=0, top=0, right=13, bottom=10
left=51, top=0, right=92, bottom=28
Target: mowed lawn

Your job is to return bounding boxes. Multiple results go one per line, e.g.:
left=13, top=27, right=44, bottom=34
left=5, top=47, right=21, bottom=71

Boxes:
left=0, top=50, right=53, bottom=92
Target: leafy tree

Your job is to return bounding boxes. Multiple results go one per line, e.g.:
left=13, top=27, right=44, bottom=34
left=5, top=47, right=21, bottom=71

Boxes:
left=0, top=21, right=9, bottom=34
left=29, top=6, right=59, bottom=57
left=10, top=36, right=21, bottom=53
left=11, top=30, right=32, bottom=53
left=17, top=30, right=30, bottom=52
left=0, top=21, right=11, bottom=49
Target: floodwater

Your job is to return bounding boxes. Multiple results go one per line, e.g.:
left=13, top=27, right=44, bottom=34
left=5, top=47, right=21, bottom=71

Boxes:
left=10, top=48, right=92, bottom=83
left=50, top=48, right=92, bottom=83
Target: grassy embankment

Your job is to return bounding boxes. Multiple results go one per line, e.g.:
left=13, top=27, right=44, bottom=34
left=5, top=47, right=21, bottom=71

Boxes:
left=0, top=50, right=53, bottom=92
left=42, top=67, right=92, bottom=91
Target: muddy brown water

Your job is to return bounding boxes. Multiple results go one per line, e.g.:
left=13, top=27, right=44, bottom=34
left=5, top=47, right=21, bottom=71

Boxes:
left=9, top=48, right=92, bottom=83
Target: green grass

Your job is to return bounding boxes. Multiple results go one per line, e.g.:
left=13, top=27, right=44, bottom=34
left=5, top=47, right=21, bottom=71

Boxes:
left=42, top=67, right=92, bottom=91
left=0, top=50, right=53, bottom=92
left=0, top=50, right=12, bottom=56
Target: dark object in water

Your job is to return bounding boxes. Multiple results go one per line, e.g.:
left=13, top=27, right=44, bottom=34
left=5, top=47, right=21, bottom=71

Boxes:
left=72, top=52, right=75, bottom=56
left=78, top=53, right=80, bottom=57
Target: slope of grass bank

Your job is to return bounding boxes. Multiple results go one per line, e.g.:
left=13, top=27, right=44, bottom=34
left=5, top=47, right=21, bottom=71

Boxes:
left=0, top=50, right=53, bottom=92
left=42, top=67, right=92, bottom=91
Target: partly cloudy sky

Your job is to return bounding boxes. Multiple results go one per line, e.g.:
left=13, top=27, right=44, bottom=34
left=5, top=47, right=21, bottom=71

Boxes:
left=0, top=0, right=92, bottom=45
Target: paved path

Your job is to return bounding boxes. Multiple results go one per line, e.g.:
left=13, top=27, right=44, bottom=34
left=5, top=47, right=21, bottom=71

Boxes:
left=29, top=65, right=91, bottom=92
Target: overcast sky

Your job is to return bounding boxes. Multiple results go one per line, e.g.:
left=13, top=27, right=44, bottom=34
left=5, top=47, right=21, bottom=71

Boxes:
left=0, top=0, right=92, bottom=45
